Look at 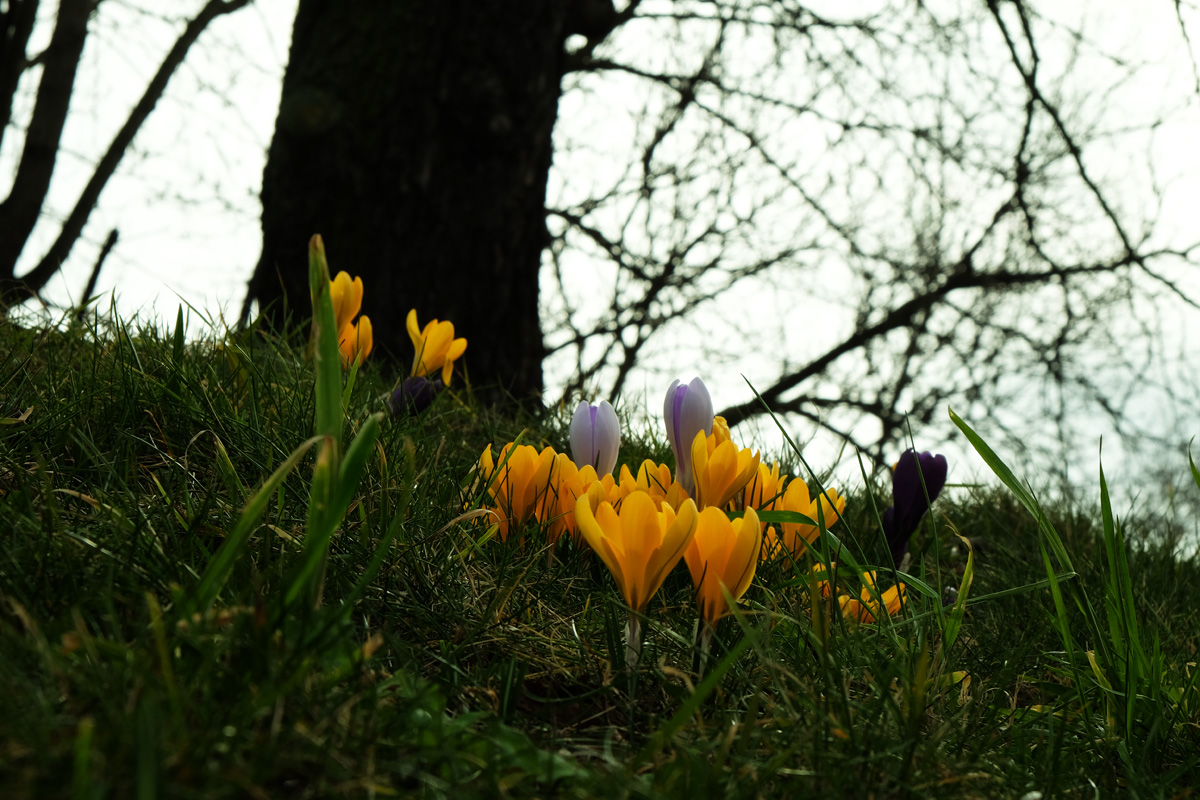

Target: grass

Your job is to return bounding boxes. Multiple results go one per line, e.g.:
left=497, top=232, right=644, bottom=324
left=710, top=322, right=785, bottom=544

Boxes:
left=1, top=300, right=1198, bottom=799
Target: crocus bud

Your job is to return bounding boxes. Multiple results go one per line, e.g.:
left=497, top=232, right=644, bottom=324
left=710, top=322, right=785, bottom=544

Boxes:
left=663, top=377, right=713, bottom=495
left=569, top=399, right=620, bottom=476
left=391, top=375, right=443, bottom=415
left=883, top=449, right=948, bottom=568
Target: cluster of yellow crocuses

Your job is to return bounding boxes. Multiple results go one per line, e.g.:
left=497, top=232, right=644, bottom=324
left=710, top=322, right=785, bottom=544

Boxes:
left=326, top=269, right=468, bottom=416
left=475, top=381, right=907, bottom=669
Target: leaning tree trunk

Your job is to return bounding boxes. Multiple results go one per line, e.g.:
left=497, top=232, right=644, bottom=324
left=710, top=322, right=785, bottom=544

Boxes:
left=247, top=0, right=572, bottom=403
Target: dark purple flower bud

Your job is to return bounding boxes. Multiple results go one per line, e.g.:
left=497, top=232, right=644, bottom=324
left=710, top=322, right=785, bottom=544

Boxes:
left=392, top=375, right=443, bottom=415
left=883, top=449, right=948, bottom=568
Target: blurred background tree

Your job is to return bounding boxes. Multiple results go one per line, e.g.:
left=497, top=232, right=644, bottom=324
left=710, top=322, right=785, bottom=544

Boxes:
left=0, top=0, right=250, bottom=304
left=4, top=1, right=1198, bottom=479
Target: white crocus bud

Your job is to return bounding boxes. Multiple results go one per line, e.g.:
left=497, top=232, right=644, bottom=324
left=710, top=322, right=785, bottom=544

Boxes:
left=663, top=377, right=713, bottom=495
left=569, top=399, right=621, bottom=476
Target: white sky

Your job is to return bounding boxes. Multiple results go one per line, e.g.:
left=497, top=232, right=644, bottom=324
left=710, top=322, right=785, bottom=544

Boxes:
left=5, top=0, right=1200, bottom=505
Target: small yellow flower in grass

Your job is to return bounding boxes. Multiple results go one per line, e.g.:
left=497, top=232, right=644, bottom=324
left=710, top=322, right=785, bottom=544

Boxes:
left=329, top=271, right=364, bottom=334
left=543, top=453, right=587, bottom=545
left=762, top=479, right=845, bottom=561
left=407, top=309, right=467, bottom=384
left=542, top=455, right=619, bottom=545
left=617, top=460, right=690, bottom=510
left=576, top=491, right=699, bottom=673
left=338, top=315, right=373, bottom=365
left=838, top=571, right=906, bottom=624
left=685, top=507, right=762, bottom=627
left=478, top=442, right=557, bottom=542
left=809, top=561, right=835, bottom=598
left=575, top=491, right=699, bottom=613
left=688, top=420, right=760, bottom=511
left=740, top=461, right=783, bottom=511
left=326, top=270, right=372, bottom=366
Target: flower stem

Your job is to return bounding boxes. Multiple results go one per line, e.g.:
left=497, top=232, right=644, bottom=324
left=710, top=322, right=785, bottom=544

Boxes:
left=624, top=613, right=642, bottom=673
left=696, top=620, right=714, bottom=676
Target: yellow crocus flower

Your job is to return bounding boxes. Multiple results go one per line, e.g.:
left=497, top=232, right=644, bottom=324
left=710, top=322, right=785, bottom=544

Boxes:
left=762, top=479, right=845, bottom=561
left=688, top=427, right=760, bottom=511
left=574, top=491, right=699, bottom=613
left=542, top=455, right=619, bottom=545
left=616, top=460, right=690, bottom=511
left=329, top=271, right=364, bottom=334
left=740, top=461, right=783, bottom=512
left=478, top=443, right=557, bottom=542
left=838, top=571, right=906, bottom=624
left=685, top=506, right=762, bottom=626
left=407, top=309, right=467, bottom=385
left=338, top=315, right=373, bottom=365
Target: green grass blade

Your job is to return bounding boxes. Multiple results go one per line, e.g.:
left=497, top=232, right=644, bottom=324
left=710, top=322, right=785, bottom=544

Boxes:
left=333, top=412, right=384, bottom=516
left=288, top=435, right=338, bottom=610
left=71, top=717, right=94, bottom=800
left=634, top=633, right=753, bottom=766
left=1099, top=455, right=1149, bottom=742
left=949, top=408, right=1075, bottom=576
left=167, top=305, right=185, bottom=397
left=308, top=235, right=343, bottom=445
left=745, top=509, right=818, bottom=527
left=942, top=534, right=974, bottom=658
left=341, top=352, right=361, bottom=408
left=184, top=435, right=321, bottom=616
left=951, top=408, right=1087, bottom=699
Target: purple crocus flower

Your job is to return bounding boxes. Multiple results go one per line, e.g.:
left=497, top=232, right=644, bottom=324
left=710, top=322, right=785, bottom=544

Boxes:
left=569, top=399, right=621, bottom=476
left=883, top=449, right=948, bottom=568
left=663, top=377, right=713, bottom=495
left=391, top=375, right=443, bottom=415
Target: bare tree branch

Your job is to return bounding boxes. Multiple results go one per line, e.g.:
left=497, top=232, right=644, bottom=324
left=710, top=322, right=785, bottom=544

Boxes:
left=0, top=0, right=88, bottom=285
left=0, top=0, right=40, bottom=151
left=0, top=0, right=253, bottom=306
left=544, top=0, right=1200, bottom=472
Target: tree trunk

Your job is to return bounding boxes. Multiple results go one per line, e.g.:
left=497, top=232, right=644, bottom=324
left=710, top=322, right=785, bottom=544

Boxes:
left=247, top=0, right=572, bottom=404
left=0, top=0, right=88, bottom=293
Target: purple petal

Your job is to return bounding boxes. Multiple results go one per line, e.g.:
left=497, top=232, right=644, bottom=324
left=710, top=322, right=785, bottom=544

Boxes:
left=663, top=377, right=712, bottom=494
left=570, top=399, right=621, bottom=475
left=392, top=375, right=442, bottom=415
left=886, top=449, right=948, bottom=567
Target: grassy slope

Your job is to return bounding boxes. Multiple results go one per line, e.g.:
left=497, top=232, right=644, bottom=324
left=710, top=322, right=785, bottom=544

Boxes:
left=0, top=313, right=1197, bottom=798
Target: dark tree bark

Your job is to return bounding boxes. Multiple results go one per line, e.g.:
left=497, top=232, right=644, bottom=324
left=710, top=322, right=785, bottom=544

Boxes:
left=0, top=0, right=88, bottom=290
left=0, top=0, right=40, bottom=150
left=247, top=1, right=596, bottom=403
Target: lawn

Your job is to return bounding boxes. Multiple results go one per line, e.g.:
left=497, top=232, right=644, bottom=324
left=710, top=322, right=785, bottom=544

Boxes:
left=1, top=268, right=1198, bottom=798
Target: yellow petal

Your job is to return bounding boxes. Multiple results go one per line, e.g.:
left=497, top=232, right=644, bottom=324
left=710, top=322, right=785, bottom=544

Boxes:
left=641, top=498, right=698, bottom=611
left=575, top=494, right=625, bottom=594
left=685, top=507, right=732, bottom=622
left=442, top=336, right=467, bottom=384
left=356, top=315, right=373, bottom=359
left=617, top=491, right=659, bottom=609
left=727, top=508, right=762, bottom=599
left=337, top=316, right=372, bottom=365
left=686, top=507, right=760, bottom=624
left=712, top=416, right=731, bottom=445
left=689, top=429, right=710, bottom=504
left=407, top=309, right=420, bottom=344
left=425, top=321, right=453, bottom=363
